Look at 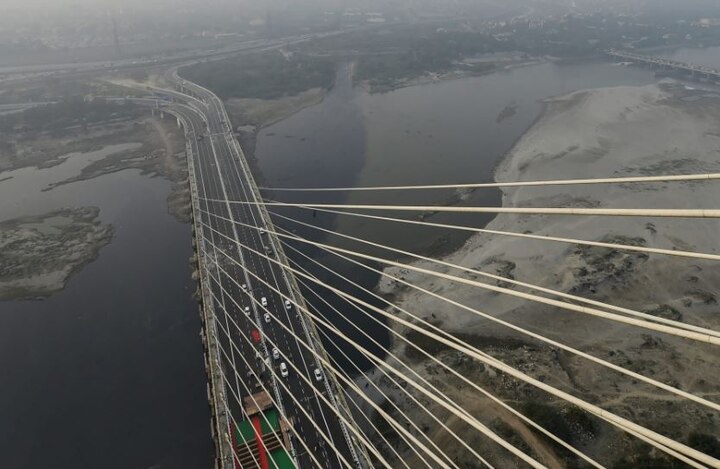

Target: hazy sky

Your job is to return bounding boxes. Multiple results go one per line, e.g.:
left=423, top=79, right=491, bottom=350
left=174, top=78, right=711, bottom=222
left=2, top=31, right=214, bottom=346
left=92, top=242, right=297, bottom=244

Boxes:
left=3, top=0, right=720, bottom=23
left=0, top=0, right=715, bottom=12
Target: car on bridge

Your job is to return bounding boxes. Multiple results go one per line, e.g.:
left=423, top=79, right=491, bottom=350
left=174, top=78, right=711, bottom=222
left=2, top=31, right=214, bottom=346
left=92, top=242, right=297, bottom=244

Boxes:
left=261, top=296, right=268, bottom=307
left=280, top=362, right=288, bottom=378
left=251, top=329, right=261, bottom=344
left=314, top=368, right=323, bottom=382
left=244, top=306, right=250, bottom=316
left=264, top=313, right=271, bottom=324
left=272, top=348, right=280, bottom=360
left=284, top=299, right=292, bottom=310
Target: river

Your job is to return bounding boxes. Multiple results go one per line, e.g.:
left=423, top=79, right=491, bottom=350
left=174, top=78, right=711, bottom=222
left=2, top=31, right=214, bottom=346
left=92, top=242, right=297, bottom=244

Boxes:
left=255, top=59, right=658, bottom=369
left=0, top=147, right=213, bottom=469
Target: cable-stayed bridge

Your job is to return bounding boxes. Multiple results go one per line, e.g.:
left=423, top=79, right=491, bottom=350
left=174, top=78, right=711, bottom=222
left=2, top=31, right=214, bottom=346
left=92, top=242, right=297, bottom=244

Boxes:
left=126, top=64, right=720, bottom=469
left=153, top=77, right=368, bottom=469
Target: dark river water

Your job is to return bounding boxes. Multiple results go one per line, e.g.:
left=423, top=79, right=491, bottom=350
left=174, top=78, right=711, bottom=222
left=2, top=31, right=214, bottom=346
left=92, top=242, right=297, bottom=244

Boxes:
left=1, top=58, right=658, bottom=468
left=0, top=148, right=212, bottom=469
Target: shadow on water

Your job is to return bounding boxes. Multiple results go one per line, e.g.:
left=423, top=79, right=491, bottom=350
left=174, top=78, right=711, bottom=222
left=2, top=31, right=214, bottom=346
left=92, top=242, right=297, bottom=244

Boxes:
left=255, top=59, right=658, bottom=375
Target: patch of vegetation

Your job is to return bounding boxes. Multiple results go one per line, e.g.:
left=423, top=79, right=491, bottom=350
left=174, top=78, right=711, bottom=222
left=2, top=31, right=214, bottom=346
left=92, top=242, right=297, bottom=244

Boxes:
left=0, top=79, right=141, bottom=106
left=403, top=330, right=531, bottom=361
left=522, top=401, right=573, bottom=444
left=0, top=97, right=142, bottom=134
left=354, top=34, right=500, bottom=91
left=0, top=80, right=94, bottom=105
left=306, top=24, right=511, bottom=57
left=610, top=431, right=720, bottom=469
left=521, top=402, right=586, bottom=468
left=404, top=328, right=454, bottom=359
left=611, top=454, right=682, bottom=469
left=370, top=397, right=402, bottom=461
left=562, top=405, right=597, bottom=436
left=578, top=235, right=648, bottom=258
left=685, top=288, right=718, bottom=305
left=479, top=256, right=517, bottom=287
left=571, top=235, right=649, bottom=294
left=490, top=418, right=533, bottom=455
left=688, top=432, right=720, bottom=459
left=300, top=25, right=509, bottom=91
left=611, top=447, right=683, bottom=469
left=512, top=401, right=598, bottom=469
left=643, top=304, right=682, bottom=321
left=610, top=432, right=718, bottom=469
left=181, top=51, right=336, bottom=100
left=357, top=52, right=449, bottom=89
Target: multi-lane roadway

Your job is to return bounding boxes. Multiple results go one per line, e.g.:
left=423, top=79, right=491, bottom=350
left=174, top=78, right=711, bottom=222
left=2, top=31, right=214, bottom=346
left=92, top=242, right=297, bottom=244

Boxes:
left=162, top=79, right=361, bottom=469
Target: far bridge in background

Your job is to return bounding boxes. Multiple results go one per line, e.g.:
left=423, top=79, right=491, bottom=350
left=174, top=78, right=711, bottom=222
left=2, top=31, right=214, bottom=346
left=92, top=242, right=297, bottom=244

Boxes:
left=605, top=48, right=720, bottom=82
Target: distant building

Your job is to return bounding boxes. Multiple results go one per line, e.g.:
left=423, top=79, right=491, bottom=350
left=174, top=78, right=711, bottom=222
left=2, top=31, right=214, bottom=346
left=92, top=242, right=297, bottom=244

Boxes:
left=696, top=18, right=720, bottom=28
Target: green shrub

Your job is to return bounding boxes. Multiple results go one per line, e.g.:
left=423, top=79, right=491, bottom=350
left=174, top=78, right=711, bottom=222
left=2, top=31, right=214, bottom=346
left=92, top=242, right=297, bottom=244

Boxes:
left=688, top=431, right=720, bottom=459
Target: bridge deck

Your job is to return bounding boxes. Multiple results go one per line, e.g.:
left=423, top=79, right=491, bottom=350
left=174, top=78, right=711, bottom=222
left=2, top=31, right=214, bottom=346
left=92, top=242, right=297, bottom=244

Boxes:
left=161, top=81, right=363, bottom=469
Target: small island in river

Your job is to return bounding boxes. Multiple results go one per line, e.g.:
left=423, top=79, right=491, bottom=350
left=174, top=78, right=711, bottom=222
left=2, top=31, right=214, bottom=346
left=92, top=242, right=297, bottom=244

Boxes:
left=495, top=103, right=518, bottom=123
left=0, top=207, right=114, bottom=300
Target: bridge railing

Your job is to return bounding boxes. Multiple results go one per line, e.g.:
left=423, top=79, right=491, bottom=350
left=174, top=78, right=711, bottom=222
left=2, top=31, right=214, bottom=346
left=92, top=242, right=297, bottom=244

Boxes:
left=165, top=106, right=235, bottom=469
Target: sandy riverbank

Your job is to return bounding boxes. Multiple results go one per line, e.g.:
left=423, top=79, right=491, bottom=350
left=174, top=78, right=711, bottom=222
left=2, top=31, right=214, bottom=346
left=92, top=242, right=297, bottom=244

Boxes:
left=371, top=82, right=720, bottom=466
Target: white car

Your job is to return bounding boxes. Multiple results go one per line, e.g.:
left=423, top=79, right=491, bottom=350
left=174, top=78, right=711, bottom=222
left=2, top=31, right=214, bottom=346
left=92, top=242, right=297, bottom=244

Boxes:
left=260, top=228, right=266, bottom=236
left=272, top=348, right=280, bottom=360
left=264, top=313, right=271, bottom=324
left=261, top=296, right=268, bottom=307
left=280, top=362, right=288, bottom=378
left=284, top=299, right=292, bottom=310
left=243, top=306, right=250, bottom=316
left=241, top=283, right=247, bottom=291
left=314, top=368, right=323, bottom=382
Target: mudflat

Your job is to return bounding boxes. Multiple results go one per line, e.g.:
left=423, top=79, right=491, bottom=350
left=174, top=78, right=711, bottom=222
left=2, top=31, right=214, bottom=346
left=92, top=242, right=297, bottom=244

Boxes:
left=0, top=207, right=113, bottom=300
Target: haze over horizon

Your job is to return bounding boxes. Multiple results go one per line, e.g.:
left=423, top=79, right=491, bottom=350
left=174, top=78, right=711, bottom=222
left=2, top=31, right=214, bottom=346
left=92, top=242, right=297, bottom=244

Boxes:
left=2, top=0, right=720, bottom=468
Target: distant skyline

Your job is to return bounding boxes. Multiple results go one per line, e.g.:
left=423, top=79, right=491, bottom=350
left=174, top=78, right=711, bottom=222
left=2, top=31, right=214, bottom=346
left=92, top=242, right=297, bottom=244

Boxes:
left=3, top=0, right=720, bottom=36
left=3, top=0, right=720, bottom=14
